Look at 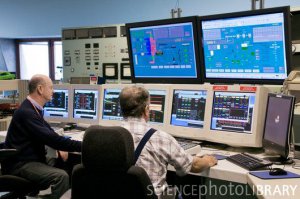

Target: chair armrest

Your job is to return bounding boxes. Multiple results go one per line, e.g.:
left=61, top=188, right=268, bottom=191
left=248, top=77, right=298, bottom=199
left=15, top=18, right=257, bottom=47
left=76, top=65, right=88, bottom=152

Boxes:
left=0, top=149, right=18, bottom=162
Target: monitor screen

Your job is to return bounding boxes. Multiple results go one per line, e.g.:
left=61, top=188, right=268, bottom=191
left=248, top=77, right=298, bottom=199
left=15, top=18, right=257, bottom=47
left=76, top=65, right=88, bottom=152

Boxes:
left=199, top=6, right=291, bottom=84
left=44, top=89, right=69, bottom=121
left=149, top=89, right=166, bottom=124
left=126, top=16, right=202, bottom=84
left=211, top=91, right=256, bottom=133
left=263, top=93, right=295, bottom=162
left=171, top=89, right=207, bottom=128
left=73, top=89, right=99, bottom=121
left=102, top=88, right=122, bottom=121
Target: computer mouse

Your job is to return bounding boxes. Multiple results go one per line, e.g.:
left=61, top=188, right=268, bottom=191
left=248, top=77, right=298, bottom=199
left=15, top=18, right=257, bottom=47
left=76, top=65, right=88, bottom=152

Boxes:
left=269, top=168, right=287, bottom=176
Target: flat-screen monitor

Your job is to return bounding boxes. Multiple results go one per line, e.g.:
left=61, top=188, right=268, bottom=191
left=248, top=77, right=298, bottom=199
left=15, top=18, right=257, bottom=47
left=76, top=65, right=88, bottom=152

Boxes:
left=206, top=85, right=269, bottom=147
left=198, top=6, right=291, bottom=84
left=44, top=84, right=71, bottom=123
left=71, top=85, right=101, bottom=125
left=262, top=93, right=295, bottom=163
left=126, top=16, right=202, bottom=84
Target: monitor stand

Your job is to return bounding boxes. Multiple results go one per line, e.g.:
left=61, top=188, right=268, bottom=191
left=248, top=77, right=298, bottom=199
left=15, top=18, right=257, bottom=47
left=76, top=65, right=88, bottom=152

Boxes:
left=263, top=156, right=294, bottom=165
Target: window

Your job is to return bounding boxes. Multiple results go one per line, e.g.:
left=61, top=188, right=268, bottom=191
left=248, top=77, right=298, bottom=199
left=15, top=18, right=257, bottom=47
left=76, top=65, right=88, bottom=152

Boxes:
left=17, top=39, right=62, bottom=80
left=19, top=42, right=49, bottom=80
left=54, top=41, right=63, bottom=81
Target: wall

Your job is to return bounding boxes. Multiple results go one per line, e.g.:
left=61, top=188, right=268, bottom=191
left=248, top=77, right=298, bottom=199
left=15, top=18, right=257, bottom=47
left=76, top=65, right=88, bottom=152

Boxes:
left=0, top=0, right=299, bottom=38
left=0, top=39, right=16, bottom=72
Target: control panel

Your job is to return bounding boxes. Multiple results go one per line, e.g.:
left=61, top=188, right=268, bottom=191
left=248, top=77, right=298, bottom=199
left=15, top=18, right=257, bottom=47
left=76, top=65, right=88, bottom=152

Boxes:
left=62, top=24, right=130, bottom=83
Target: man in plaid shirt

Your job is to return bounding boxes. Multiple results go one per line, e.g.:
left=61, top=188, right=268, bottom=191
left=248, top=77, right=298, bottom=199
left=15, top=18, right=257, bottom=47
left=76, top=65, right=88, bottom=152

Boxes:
left=120, top=86, right=217, bottom=199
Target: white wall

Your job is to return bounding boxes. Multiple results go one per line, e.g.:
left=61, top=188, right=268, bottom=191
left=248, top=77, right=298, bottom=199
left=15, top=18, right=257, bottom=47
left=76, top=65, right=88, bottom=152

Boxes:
left=0, top=0, right=299, bottom=38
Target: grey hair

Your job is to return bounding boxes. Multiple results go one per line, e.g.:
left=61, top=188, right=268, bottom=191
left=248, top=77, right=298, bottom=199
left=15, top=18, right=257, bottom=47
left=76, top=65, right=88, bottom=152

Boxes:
left=119, top=86, right=149, bottom=118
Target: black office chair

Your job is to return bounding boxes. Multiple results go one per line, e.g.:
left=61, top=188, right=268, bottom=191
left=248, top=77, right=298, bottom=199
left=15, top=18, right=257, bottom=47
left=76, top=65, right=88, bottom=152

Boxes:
left=0, top=142, right=38, bottom=199
left=71, top=125, right=157, bottom=199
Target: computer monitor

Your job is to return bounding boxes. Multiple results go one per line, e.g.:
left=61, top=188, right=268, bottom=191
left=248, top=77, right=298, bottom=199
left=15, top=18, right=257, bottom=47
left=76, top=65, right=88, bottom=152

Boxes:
left=100, top=84, right=170, bottom=128
left=71, top=84, right=101, bottom=125
left=138, top=84, right=170, bottom=130
left=210, top=91, right=256, bottom=133
left=126, top=16, right=202, bottom=84
left=206, top=85, right=269, bottom=147
left=165, top=84, right=211, bottom=140
left=262, top=93, right=295, bottom=163
left=44, top=84, right=71, bottom=123
left=100, top=84, right=125, bottom=126
left=198, top=6, right=291, bottom=84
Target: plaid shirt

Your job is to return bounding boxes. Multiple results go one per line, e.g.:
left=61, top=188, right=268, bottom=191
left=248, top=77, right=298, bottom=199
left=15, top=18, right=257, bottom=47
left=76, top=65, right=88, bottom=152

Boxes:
left=121, top=117, right=193, bottom=196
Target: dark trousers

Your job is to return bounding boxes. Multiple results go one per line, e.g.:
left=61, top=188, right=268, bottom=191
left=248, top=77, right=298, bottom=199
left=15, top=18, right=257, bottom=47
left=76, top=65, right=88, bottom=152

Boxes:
left=11, top=161, right=69, bottom=199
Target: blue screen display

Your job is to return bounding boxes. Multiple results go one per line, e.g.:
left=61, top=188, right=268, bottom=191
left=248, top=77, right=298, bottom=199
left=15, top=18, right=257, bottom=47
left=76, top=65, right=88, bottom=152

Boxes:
left=201, top=12, right=288, bottom=80
left=129, top=22, right=197, bottom=78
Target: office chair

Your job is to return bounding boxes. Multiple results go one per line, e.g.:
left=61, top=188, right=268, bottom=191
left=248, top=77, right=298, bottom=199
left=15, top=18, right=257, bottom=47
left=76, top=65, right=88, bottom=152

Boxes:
left=0, top=142, right=38, bottom=199
left=71, top=125, right=157, bottom=199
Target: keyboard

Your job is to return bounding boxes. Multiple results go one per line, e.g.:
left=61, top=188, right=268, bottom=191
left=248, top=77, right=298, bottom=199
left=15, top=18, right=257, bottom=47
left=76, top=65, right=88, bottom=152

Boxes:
left=178, top=141, right=199, bottom=151
left=227, top=152, right=272, bottom=171
left=74, top=126, right=87, bottom=131
left=175, top=138, right=202, bottom=155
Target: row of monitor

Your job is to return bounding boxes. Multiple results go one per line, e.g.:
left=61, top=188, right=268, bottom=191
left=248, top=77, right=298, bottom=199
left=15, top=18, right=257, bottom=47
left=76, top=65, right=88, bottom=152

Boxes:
left=45, top=83, right=271, bottom=148
left=125, top=6, right=292, bottom=85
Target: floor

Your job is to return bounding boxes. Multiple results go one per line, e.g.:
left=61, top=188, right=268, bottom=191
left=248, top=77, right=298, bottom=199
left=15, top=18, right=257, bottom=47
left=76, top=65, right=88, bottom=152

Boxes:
left=0, top=188, right=71, bottom=199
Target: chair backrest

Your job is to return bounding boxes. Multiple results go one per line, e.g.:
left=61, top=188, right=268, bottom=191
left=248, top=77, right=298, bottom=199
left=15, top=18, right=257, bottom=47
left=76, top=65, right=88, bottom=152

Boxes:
left=71, top=125, right=157, bottom=199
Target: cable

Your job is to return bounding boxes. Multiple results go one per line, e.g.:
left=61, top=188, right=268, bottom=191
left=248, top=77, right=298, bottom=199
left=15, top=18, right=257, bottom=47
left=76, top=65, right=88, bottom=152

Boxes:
left=174, top=0, right=179, bottom=10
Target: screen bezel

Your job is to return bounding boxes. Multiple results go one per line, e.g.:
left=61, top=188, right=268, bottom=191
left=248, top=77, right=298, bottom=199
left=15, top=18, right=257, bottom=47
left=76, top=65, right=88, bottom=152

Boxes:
left=198, top=6, right=292, bottom=85
left=126, top=16, right=202, bottom=84
left=262, top=93, right=295, bottom=159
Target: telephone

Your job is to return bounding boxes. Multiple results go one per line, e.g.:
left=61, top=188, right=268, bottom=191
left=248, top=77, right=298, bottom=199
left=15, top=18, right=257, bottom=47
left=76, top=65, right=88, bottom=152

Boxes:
left=286, top=70, right=300, bottom=83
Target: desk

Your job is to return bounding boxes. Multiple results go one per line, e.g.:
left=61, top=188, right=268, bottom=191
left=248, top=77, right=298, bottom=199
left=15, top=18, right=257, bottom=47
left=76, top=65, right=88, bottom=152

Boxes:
left=2, top=129, right=300, bottom=199
left=166, top=145, right=300, bottom=199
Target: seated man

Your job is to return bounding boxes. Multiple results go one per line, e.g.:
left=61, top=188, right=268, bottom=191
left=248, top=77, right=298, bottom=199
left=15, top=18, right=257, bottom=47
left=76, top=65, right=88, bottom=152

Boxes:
left=119, top=86, right=217, bottom=198
left=2, top=74, right=82, bottom=199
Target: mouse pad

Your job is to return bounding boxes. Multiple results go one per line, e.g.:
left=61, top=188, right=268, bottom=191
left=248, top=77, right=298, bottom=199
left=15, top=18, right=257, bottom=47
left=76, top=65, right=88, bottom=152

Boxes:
left=212, top=154, right=228, bottom=160
left=249, top=171, right=300, bottom=179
